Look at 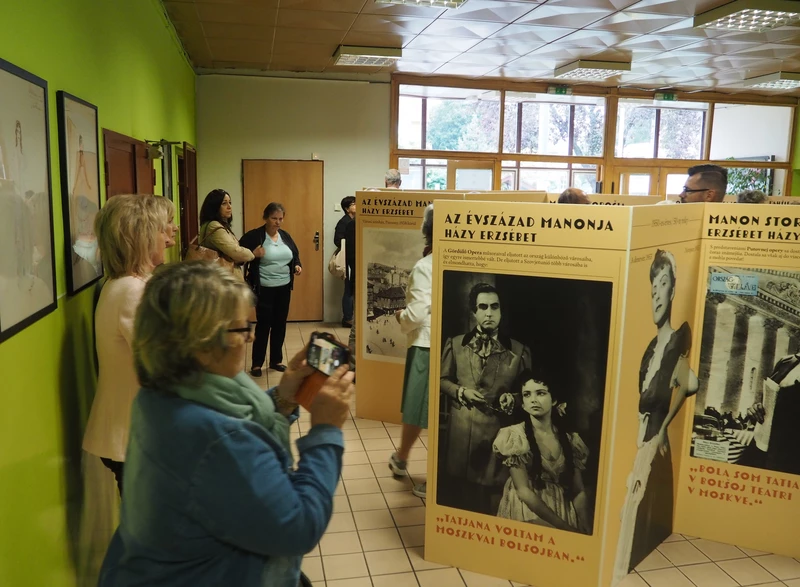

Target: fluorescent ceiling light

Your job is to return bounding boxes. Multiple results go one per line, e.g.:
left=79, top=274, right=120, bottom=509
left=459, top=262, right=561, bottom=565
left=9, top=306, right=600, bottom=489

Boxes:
left=694, top=0, right=800, bottom=32
left=745, top=71, right=800, bottom=89
left=375, top=0, right=469, bottom=7
left=553, top=60, right=631, bottom=81
left=333, top=46, right=401, bottom=67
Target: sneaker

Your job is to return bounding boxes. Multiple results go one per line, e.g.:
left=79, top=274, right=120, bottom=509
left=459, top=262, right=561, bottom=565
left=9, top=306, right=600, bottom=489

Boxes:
left=388, top=452, right=408, bottom=477
left=412, top=482, right=426, bottom=499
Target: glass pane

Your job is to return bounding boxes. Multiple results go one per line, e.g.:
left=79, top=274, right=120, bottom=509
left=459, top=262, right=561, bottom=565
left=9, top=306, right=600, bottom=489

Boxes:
left=616, top=101, right=656, bottom=158
left=521, top=102, right=569, bottom=155
left=727, top=167, right=782, bottom=196
left=400, top=164, right=424, bottom=190
left=398, top=96, right=422, bottom=150
left=573, top=103, right=605, bottom=157
left=710, top=104, right=792, bottom=162
left=455, top=168, right=493, bottom=191
left=425, top=167, right=446, bottom=190
left=658, top=109, right=704, bottom=159
left=501, top=169, right=517, bottom=190
left=572, top=171, right=597, bottom=194
left=625, top=173, right=651, bottom=195
left=503, top=103, right=518, bottom=153
left=520, top=161, right=568, bottom=169
left=519, top=169, right=569, bottom=192
left=426, top=92, right=501, bottom=152
left=665, top=173, right=686, bottom=196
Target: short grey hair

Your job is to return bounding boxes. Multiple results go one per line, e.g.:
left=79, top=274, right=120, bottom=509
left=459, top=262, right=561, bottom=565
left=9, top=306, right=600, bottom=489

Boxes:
left=421, top=204, right=434, bottom=247
left=133, top=261, right=255, bottom=390
left=385, top=169, right=402, bottom=187
left=737, top=190, right=767, bottom=204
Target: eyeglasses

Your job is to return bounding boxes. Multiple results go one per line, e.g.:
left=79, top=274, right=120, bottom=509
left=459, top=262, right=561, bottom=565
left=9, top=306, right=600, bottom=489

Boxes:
left=227, top=321, right=257, bottom=335
left=681, top=187, right=709, bottom=194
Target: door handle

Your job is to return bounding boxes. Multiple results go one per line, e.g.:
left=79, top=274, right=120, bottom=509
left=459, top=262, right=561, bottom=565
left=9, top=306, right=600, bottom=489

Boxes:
left=314, top=231, right=320, bottom=251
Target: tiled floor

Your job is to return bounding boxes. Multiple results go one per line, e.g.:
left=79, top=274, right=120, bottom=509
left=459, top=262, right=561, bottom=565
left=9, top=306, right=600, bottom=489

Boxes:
left=262, top=323, right=800, bottom=587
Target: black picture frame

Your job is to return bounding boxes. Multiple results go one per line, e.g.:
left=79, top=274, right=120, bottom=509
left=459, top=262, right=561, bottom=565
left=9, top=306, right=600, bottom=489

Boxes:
left=56, top=90, right=103, bottom=295
left=0, top=57, right=57, bottom=343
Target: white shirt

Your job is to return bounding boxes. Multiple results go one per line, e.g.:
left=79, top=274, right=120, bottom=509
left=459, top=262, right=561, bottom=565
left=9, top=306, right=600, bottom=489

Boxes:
left=397, top=254, right=432, bottom=349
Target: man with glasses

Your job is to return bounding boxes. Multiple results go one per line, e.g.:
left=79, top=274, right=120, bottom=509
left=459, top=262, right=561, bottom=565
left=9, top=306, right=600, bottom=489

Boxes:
left=680, top=164, right=728, bottom=203
left=438, top=282, right=532, bottom=515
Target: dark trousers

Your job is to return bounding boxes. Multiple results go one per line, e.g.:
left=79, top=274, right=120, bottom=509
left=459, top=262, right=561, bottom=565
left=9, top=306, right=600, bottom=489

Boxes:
left=101, top=457, right=124, bottom=496
left=342, top=279, right=354, bottom=323
left=252, top=283, right=292, bottom=368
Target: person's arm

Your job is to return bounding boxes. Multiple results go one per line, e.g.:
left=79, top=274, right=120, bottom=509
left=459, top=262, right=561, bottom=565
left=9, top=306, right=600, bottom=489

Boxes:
left=188, top=424, right=344, bottom=557
left=205, top=223, right=255, bottom=264
left=333, top=217, right=347, bottom=249
left=118, top=279, right=146, bottom=347
left=509, top=467, right=573, bottom=531
left=656, top=355, right=699, bottom=453
left=397, top=260, right=430, bottom=334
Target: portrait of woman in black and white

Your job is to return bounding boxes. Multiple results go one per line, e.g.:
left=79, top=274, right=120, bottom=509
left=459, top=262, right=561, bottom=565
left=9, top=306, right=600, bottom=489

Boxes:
left=614, top=249, right=698, bottom=583
left=493, top=369, right=592, bottom=534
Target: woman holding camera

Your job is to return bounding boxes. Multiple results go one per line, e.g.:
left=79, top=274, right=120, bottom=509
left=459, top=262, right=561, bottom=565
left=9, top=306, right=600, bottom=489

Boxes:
left=99, top=261, right=352, bottom=587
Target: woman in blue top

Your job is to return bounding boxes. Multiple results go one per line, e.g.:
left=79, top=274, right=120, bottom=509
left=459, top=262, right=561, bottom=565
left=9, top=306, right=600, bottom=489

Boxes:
left=98, top=261, right=353, bottom=587
left=241, top=203, right=302, bottom=375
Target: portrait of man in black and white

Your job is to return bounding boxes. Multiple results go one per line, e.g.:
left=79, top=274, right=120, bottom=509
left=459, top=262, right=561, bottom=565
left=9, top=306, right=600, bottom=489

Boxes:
left=436, top=271, right=611, bottom=531
left=689, top=266, right=800, bottom=478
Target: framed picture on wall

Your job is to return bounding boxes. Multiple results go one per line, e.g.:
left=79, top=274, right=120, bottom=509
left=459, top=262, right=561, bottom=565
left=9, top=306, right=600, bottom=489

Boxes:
left=57, top=91, right=103, bottom=295
left=0, top=58, right=57, bottom=343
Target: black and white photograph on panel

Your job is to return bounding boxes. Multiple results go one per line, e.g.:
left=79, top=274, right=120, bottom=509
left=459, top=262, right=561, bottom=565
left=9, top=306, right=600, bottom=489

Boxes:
left=362, top=227, right=427, bottom=362
left=690, top=266, right=800, bottom=477
left=435, top=269, right=613, bottom=535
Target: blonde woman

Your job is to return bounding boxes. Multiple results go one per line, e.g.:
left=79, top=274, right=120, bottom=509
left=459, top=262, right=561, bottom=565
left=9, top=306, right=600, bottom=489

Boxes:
left=99, top=262, right=353, bottom=587
left=198, top=188, right=263, bottom=279
left=145, top=195, right=177, bottom=248
left=82, top=195, right=167, bottom=494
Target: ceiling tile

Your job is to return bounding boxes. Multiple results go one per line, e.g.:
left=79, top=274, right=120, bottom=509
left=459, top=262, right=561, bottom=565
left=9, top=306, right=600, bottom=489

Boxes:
left=435, top=62, right=498, bottom=77
left=171, top=18, right=205, bottom=38
left=394, top=61, right=442, bottom=73
left=192, top=0, right=279, bottom=4
left=449, top=52, right=518, bottom=66
left=212, top=61, right=269, bottom=70
left=543, top=0, right=639, bottom=9
left=420, top=19, right=507, bottom=39
left=468, top=38, right=545, bottom=56
left=360, top=2, right=446, bottom=17
left=439, top=1, right=539, bottom=23
left=586, top=11, right=686, bottom=34
left=732, top=45, right=800, bottom=60
left=650, top=17, right=729, bottom=38
left=270, top=61, right=327, bottom=72
left=490, top=24, right=573, bottom=43
left=271, top=41, right=339, bottom=59
left=617, top=34, right=700, bottom=54
left=488, top=66, right=552, bottom=81
left=276, top=9, right=357, bottom=30
left=196, top=4, right=278, bottom=25
left=404, top=35, right=481, bottom=52
left=278, top=0, right=366, bottom=11
left=400, top=48, right=461, bottom=63
left=206, top=38, right=273, bottom=62
left=350, top=14, right=435, bottom=35
left=202, top=22, right=274, bottom=40
left=626, top=0, right=723, bottom=16
left=274, top=27, right=346, bottom=45
left=550, top=29, right=636, bottom=49
left=341, top=31, right=416, bottom=48
left=518, top=4, right=614, bottom=28
left=164, top=1, right=198, bottom=22
left=720, top=27, right=800, bottom=46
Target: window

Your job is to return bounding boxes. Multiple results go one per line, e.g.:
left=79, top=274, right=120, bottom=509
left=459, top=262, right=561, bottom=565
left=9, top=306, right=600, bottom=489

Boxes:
left=399, top=158, right=447, bottom=190
left=710, top=104, right=792, bottom=163
left=615, top=99, right=708, bottom=159
left=398, top=85, right=501, bottom=153
left=503, top=93, right=605, bottom=157
left=502, top=160, right=597, bottom=193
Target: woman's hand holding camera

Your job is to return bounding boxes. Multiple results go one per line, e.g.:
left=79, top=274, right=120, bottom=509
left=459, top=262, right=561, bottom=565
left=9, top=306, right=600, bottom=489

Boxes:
left=311, top=366, right=354, bottom=429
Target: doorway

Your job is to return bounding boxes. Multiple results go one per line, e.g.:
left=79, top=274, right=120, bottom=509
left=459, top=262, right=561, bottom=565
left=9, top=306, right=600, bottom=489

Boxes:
left=177, top=142, right=198, bottom=256
left=242, top=160, right=324, bottom=322
left=102, top=129, right=154, bottom=196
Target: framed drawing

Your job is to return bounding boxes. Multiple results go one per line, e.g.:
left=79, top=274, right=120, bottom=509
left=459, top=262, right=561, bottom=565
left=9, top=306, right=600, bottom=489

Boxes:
left=57, top=91, right=103, bottom=295
left=0, top=58, right=57, bottom=343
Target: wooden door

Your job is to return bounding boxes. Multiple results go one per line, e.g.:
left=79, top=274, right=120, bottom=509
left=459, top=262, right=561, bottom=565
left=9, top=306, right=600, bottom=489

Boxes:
left=242, top=160, right=324, bottom=322
left=178, top=142, right=198, bottom=256
left=102, top=129, right=154, bottom=196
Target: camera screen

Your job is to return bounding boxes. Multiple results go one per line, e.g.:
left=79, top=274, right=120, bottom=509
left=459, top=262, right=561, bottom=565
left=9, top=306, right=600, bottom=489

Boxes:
left=307, top=335, right=347, bottom=376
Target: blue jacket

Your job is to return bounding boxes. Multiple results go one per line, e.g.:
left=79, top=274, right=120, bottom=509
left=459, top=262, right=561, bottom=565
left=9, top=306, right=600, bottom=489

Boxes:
left=99, top=387, right=344, bottom=586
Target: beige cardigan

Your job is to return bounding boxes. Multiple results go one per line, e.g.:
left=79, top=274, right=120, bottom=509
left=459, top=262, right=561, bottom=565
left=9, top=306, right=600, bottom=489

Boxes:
left=83, top=275, right=148, bottom=462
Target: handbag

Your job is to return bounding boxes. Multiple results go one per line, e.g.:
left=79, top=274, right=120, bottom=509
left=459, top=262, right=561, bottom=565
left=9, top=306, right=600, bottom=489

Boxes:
left=184, top=226, right=236, bottom=274
left=328, top=240, right=346, bottom=280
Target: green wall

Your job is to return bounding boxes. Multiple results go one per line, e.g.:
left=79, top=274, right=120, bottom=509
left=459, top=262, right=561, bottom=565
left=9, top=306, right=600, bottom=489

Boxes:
left=0, top=1, right=195, bottom=584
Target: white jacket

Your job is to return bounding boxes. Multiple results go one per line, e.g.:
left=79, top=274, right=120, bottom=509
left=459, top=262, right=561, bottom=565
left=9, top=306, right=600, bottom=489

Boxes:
left=397, top=254, right=432, bottom=349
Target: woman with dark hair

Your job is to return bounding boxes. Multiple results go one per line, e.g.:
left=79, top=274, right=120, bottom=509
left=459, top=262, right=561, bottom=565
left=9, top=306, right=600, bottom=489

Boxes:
left=493, top=369, right=591, bottom=533
left=240, top=202, right=302, bottom=376
left=198, top=188, right=263, bottom=280
left=613, top=249, right=698, bottom=582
